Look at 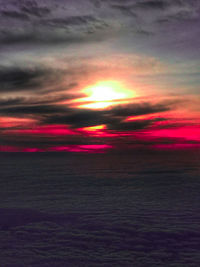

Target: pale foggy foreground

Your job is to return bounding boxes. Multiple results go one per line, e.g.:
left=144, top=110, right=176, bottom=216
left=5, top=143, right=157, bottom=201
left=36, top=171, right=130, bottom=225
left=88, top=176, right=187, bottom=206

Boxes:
left=0, top=151, right=200, bottom=267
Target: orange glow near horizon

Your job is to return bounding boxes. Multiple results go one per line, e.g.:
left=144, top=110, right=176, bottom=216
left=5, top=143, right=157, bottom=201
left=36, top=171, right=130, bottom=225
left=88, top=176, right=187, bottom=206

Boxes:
left=73, top=80, right=135, bottom=109
left=0, top=117, right=36, bottom=128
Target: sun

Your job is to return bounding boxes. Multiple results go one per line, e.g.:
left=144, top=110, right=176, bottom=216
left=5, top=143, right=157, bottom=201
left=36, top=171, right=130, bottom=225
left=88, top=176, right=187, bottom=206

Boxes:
left=75, top=80, right=134, bottom=109
left=86, top=81, right=126, bottom=102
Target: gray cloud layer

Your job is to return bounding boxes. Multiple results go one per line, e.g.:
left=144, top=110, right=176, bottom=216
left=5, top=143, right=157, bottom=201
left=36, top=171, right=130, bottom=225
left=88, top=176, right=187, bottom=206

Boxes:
left=0, top=0, right=199, bottom=48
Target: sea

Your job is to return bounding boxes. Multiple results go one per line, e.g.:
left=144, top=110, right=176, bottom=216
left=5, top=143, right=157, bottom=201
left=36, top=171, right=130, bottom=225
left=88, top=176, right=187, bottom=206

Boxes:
left=0, top=150, right=200, bottom=266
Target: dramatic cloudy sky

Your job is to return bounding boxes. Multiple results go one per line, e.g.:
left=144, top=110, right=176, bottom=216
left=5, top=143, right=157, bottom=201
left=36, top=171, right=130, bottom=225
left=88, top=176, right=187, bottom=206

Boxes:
left=0, top=0, right=200, bottom=152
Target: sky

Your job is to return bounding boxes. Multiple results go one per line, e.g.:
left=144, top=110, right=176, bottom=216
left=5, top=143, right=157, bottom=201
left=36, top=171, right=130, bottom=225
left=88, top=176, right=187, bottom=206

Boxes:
left=0, top=0, right=200, bottom=152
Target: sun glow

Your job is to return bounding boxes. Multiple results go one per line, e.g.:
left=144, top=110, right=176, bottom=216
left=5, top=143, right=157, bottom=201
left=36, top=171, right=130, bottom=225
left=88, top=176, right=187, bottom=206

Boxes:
left=74, top=81, right=134, bottom=109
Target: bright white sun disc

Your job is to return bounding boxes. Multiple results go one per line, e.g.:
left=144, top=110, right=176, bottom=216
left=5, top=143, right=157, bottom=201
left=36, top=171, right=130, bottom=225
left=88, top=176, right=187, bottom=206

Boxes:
left=74, top=80, right=135, bottom=109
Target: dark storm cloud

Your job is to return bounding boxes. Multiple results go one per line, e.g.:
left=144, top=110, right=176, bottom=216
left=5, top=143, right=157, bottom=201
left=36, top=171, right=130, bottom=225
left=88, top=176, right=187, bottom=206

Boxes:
left=0, top=98, right=170, bottom=130
left=0, top=67, right=50, bottom=92
left=0, top=93, right=78, bottom=108
left=0, top=105, right=69, bottom=117
left=1, top=98, right=170, bottom=129
left=1, top=10, right=29, bottom=20
left=0, top=97, right=24, bottom=107
left=109, top=0, right=167, bottom=11
left=0, top=100, right=170, bottom=150
left=106, top=103, right=169, bottom=131
left=0, top=23, right=108, bottom=46
left=43, top=109, right=107, bottom=128
left=135, top=0, right=169, bottom=10
left=0, top=101, right=98, bottom=147
left=0, top=65, right=71, bottom=93
left=43, top=102, right=170, bottom=130
left=110, top=103, right=168, bottom=117
left=0, top=30, right=88, bottom=45
left=107, top=119, right=153, bottom=131
left=110, top=0, right=169, bottom=12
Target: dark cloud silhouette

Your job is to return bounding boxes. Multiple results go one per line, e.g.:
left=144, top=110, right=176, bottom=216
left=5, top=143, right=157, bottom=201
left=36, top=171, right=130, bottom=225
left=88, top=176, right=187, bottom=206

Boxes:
left=0, top=26, right=108, bottom=46
left=110, top=103, right=169, bottom=117
left=0, top=65, right=71, bottom=93
left=0, top=97, right=25, bottom=107
left=43, top=109, right=107, bottom=128
left=0, top=98, right=170, bottom=131
left=0, top=30, right=83, bottom=45
left=0, top=67, right=49, bottom=92
left=135, top=0, right=169, bottom=10
left=107, top=119, right=153, bottom=131
left=0, top=105, right=69, bottom=117
left=0, top=94, right=78, bottom=108
left=1, top=10, right=29, bottom=20
left=43, top=102, right=170, bottom=130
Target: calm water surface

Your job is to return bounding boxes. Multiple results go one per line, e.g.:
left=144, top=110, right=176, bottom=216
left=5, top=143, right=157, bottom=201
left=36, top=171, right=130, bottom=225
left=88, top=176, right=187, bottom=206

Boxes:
left=0, top=151, right=200, bottom=266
